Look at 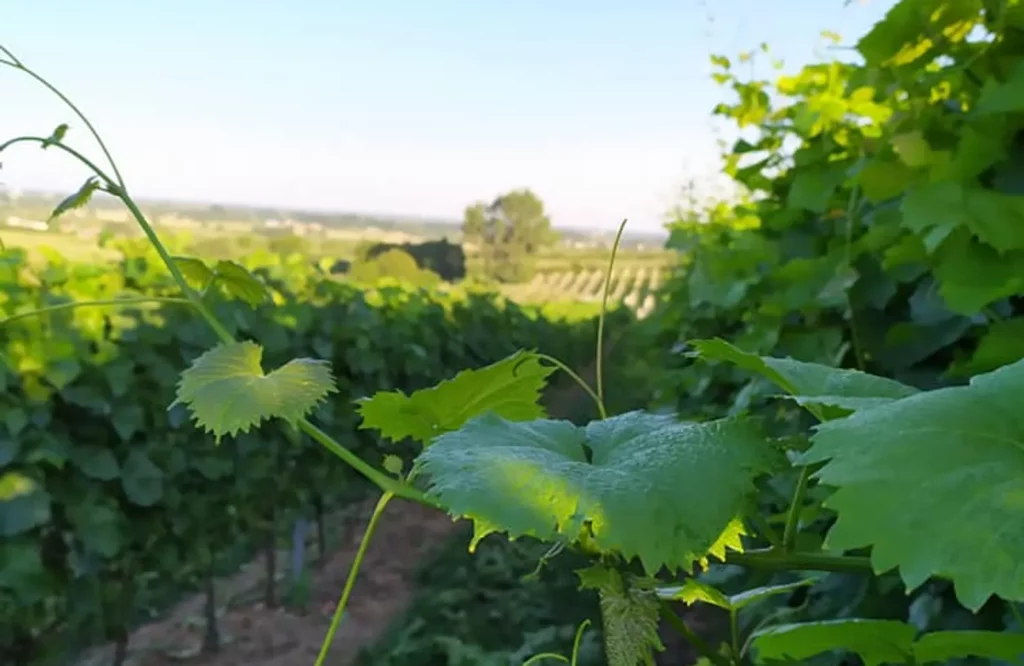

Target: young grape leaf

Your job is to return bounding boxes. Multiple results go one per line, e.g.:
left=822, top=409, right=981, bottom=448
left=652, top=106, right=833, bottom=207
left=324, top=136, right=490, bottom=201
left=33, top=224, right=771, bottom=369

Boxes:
left=751, top=619, right=916, bottom=666
left=801, top=357, right=1024, bottom=611
left=172, top=255, right=215, bottom=288
left=658, top=578, right=817, bottom=612
left=357, top=350, right=555, bottom=446
left=41, top=123, right=69, bottom=149
left=49, top=177, right=101, bottom=222
left=913, top=630, right=1024, bottom=663
left=172, top=341, right=337, bottom=443
left=213, top=260, right=269, bottom=306
left=577, top=566, right=664, bottom=666
left=690, top=338, right=918, bottom=418
left=416, top=410, right=777, bottom=572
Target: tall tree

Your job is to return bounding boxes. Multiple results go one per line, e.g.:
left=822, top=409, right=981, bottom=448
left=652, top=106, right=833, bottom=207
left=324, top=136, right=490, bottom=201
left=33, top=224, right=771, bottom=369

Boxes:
left=462, top=189, right=557, bottom=282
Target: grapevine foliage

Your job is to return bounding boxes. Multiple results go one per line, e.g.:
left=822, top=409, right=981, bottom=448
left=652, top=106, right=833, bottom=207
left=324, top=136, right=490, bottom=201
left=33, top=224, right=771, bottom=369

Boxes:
left=803, top=357, right=1024, bottom=611
left=416, top=410, right=777, bottom=569
left=357, top=349, right=555, bottom=446
left=173, top=340, right=337, bottom=442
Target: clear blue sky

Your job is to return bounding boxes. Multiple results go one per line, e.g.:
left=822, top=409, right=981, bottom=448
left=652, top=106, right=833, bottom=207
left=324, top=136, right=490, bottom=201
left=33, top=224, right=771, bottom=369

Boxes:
left=2, top=0, right=895, bottom=231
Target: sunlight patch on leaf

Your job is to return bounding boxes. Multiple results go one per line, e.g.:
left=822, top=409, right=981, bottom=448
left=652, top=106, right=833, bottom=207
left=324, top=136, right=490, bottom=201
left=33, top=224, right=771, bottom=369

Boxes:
left=172, top=341, right=336, bottom=443
left=416, top=411, right=778, bottom=573
left=357, top=350, right=555, bottom=446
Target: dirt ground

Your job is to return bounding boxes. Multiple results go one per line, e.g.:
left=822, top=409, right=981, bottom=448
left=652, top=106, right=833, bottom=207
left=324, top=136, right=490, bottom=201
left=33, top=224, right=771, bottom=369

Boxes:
left=77, top=498, right=459, bottom=666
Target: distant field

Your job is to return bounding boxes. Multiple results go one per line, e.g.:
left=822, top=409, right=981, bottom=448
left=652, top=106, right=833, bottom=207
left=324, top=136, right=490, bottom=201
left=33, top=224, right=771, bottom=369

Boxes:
left=500, top=261, right=669, bottom=319
left=0, top=228, right=119, bottom=263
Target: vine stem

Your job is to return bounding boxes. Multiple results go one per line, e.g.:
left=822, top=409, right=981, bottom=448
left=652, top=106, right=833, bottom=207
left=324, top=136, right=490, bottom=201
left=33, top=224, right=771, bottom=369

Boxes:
left=658, top=601, right=732, bottom=666
left=313, top=491, right=394, bottom=666
left=1, top=67, right=430, bottom=509
left=0, top=49, right=125, bottom=186
left=521, top=654, right=569, bottom=665
left=781, top=467, right=812, bottom=552
left=595, top=219, right=627, bottom=411
left=0, top=296, right=191, bottom=327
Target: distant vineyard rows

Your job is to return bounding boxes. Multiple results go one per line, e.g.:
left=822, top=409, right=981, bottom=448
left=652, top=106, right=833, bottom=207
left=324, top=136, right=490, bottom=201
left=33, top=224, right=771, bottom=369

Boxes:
left=502, top=265, right=664, bottom=318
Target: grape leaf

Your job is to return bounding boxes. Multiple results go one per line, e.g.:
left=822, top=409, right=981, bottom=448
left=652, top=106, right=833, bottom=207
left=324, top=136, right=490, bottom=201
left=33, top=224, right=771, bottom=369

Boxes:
left=948, top=317, right=1024, bottom=377
left=0, top=486, right=51, bottom=536
left=658, top=578, right=817, bottom=611
left=975, top=60, right=1024, bottom=115
left=416, top=411, right=777, bottom=572
left=41, top=123, right=69, bottom=149
left=902, top=182, right=1024, bottom=253
left=121, top=450, right=163, bottom=507
left=357, top=350, right=555, bottom=446
left=751, top=619, right=915, bottom=666
left=172, top=255, right=214, bottom=287
left=0, top=472, right=34, bottom=501
left=913, top=630, right=1024, bottom=663
left=577, top=566, right=663, bottom=666
left=213, top=260, right=268, bottom=306
left=690, top=338, right=918, bottom=418
left=801, top=357, right=1024, bottom=610
left=70, top=445, right=120, bottom=480
left=50, top=177, right=101, bottom=222
left=173, top=341, right=336, bottom=442
left=932, top=232, right=1024, bottom=314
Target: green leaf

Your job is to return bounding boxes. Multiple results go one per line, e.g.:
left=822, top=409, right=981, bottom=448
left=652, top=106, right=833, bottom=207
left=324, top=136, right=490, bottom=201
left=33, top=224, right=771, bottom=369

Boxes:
left=213, top=260, right=269, bottom=306
left=856, top=159, right=918, bottom=203
left=689, top=338, right=919, bottom=418
left=577, top=566, right=664, bottom=666
left=111, top=403, right=144, bottom=441
left=801, top=357, right=1024, bottom=611
left=172, top=255, right=215, bottom=287
left=50, top=177, right=101, bottom=222
left=657, top=578, right=817, bottom=612
left=172, top=341, right=337, bottom=442
left=358, top=350, right=555, bottom=446
left=121, top=450, right=163, bottom=506
left=786, top=166, right=846, bottom=213
left=0, top=472, right=34, bottom=500
left=0, top=486, right=51, bottom=536
left=41, top=123, right=69, bottom=148
left=417, top=411, right=776, bottom=572
left=932, top=232, right=1024, bottom=314
left=974, top=61, right=1024, bottom=115
left=70, top=445, right=120, bottom=480
left=949, top=317, right=1024, bottom=377
left=66, top=501, right=123, bottom=557
left=751, top=619, right=915, bottom=666
left=0, top=541, right=48, bottom=602
left=902, top=182, right=1024, bottom=253
left=891, top=130, right=931, bottom=167
left=913, top=630, right=1024, bottom=663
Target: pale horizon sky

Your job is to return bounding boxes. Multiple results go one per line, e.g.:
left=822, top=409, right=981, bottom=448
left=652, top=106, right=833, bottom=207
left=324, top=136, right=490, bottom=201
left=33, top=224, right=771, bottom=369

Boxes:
left=2, top=0, right=895, bottom=232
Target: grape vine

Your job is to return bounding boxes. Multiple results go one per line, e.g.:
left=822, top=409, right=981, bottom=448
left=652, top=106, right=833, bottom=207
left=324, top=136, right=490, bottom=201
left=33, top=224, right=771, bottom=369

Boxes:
left=5, top=0, right=1024, bottom=664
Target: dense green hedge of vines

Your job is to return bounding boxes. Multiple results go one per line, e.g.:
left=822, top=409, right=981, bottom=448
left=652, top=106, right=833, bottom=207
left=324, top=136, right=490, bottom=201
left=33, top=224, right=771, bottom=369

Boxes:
left=0, top=239, right=626, bottom=665
left=639, top=0, right=1024, bottom=652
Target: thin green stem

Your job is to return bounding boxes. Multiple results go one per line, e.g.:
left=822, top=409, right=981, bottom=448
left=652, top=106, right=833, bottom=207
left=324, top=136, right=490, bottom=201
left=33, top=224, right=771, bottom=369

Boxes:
left=781, top=466, right=812, bottom=552
left=298, top=418, right=438, bottom=508
left=658, top=601, right=731, bottom=666
left=0, top=136, right=118, bottom=189
left=595, top=219, right=627, bottom=411
left=0, top=296, right=192, bottom=327
left=570, top=619, right=591, bottom=666
left=534, top=352, right=606, bottom=419
left=0, top=48, right=125, bottom=186
left=522, top=654, right=569, bottom=665
left=725, top=547, right=872, bottom=574
left=729, top=610, right=740, bottom=662
left=313, top=491, right=394, bottom=666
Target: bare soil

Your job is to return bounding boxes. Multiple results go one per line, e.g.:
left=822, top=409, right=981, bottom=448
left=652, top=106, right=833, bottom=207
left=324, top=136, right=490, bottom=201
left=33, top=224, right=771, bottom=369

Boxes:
left=77, top=498, right=458, bottom=666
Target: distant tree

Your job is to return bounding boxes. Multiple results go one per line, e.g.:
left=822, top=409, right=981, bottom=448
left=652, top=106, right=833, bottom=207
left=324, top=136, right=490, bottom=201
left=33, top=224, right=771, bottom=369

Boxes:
left=348, top=248, right=440, bottom=287
left=462, top=189, right=558, bottom=283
